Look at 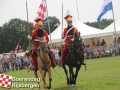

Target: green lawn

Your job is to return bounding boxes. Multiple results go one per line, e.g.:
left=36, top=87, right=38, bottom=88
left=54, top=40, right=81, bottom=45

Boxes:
left=0, top=56, right=120, bottom=90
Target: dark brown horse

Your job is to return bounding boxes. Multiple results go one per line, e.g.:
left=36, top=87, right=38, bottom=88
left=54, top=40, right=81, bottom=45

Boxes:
left=60, top=35, right=86, bottom=86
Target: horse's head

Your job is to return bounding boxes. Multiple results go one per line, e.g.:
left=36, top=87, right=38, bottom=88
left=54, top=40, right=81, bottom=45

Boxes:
left=72, top=35, right=84, bottom=51
left=38, top=37, right=49, bottom=53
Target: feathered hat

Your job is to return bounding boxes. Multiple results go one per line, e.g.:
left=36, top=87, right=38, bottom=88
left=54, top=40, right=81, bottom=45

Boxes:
left=64, top=15, right=72, bottom=23
left=34, top=18, right=43, bottom=27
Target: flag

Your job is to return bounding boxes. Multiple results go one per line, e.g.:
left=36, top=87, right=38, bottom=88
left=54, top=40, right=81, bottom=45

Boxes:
left=33, top=0, right=47, bottom=28
left=14, top=44, right=20, bottom=52
left=97, top=0, right=113, bottom=22
left=0, top=74, right=12, bottom=88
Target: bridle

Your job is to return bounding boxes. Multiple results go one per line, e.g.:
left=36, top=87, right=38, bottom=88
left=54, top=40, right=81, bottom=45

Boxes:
left=71, top=37, right=84, bottom=54
left=36, top=37, right=50, bottom=68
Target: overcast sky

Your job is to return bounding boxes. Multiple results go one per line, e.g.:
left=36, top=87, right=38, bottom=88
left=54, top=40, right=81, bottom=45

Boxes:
left=0, top=0, right=120, bottom=26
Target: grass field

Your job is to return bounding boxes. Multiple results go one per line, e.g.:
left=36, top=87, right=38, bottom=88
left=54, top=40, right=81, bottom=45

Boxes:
left=0, top=56, right=120, bottom=90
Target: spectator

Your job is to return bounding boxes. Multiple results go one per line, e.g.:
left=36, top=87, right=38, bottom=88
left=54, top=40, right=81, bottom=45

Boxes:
left=85, top=45, right=93, bottom=58
left=96, top=40, right=101, bottom=46
left=23, top=55, right=30, bottom=68
left=109, top=44, right=115, bottom=54
left=10, top=50, right=16, bottom=71
left=6, top=53, right=10, bottom=71
left=19, top=50, right=24, bottom=68
left=101, top=39, right=106, bottom=50
left=54, top=47, right=60, bottom=65
left=0, top=53, right=2, bottom=62
left=92, top=46, right=99, bottom=58
left=117, top=37, right=120, bottom=43
left=92, top=42, right=96, bottom=47
left=104, top=44, right=110, bottom=55
left=116, top=40, right=120, bottom=54
left=15, top=51, right=21, bottom=70
left=0, top=53, right=3, bottom=73
left=97, top=45, right=104, bottom=56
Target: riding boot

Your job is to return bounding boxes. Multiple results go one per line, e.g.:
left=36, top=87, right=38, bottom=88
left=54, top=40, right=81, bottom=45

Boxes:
left=48, top=51, right=56, bottom=68
left=60, top=52, right=66, bottom=67
left=31, top=48, right=38, bottom=70
left=31, top=56, right=38, bottom=71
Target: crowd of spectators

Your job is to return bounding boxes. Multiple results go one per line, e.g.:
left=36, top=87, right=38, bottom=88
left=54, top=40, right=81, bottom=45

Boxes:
left=0, top=45, right=61, bottom=73
left=84, top=37, right=120, bottom=59
left=0, top=50, right=31, bottom=73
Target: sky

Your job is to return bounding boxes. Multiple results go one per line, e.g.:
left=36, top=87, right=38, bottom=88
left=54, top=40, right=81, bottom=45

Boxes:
left=0, top=0, right=120, bottom=26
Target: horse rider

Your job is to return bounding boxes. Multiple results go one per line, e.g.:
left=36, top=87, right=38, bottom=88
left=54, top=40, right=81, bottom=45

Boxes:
left=60, top=15, right=85, bottom=66
left=28, top=18, right=56, bottom=72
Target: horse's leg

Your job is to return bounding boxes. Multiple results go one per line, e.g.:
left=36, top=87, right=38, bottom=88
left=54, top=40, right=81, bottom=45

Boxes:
left=43, top=71, right=47, bottom=88
left=39, top=68, right=46, bottom=89
left=62, top=63, right=69, bottom=85
left=69, top=66, right=73, bottom=85
left=73, top=66, right=81, bottom=86
left=71, top=67, right=75, bottom=84
left=47, top=68, right=52, bottom=89
left=34, top=71, right=40, bottom=89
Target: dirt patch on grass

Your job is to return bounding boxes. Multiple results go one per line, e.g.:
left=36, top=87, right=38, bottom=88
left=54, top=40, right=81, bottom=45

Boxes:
left=59, top=83, right=67, bottom=87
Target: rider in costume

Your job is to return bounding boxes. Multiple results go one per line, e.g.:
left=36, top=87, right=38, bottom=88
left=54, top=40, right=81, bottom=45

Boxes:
left=60, top=15, right=85, bottom=66
left=28, top=18, right=56, bottom=72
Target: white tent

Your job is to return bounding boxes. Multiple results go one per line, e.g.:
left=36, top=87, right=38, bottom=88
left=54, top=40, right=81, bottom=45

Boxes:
left=49, top=10, right=113, bottom=43
left=117, top=25, right=120, bottom=31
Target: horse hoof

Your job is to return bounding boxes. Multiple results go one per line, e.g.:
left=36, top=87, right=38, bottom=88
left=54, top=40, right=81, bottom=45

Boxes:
left=66, top=83, right=71, bottom=85
left=43, top=87, right=47, bottom=90
left=72, top=85, right=76, bottom=87
left=46, top=85, right=51, bottom=89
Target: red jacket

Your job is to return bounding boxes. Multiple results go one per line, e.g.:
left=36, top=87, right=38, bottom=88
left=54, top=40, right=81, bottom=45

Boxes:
left=63, top=27, right=79, bottom=42
left=32, top=30, right=49, bottom=48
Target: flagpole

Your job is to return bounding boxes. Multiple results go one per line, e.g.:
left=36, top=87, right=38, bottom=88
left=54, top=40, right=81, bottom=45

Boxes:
left=59, top=2, right=64, bottom=66
left=61, top=2, right=63, bottom=42
left=26, top=0, right=30, bottom=50
left=76, top=0, right=80, bottom=20
left=111, top=1, right=117, bottom=47
left=45, top=0, right=52, bottom=46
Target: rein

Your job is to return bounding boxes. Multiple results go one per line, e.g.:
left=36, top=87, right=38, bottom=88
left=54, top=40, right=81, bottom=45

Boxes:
left=72, top=43, right=81, bottom=54
left=38, top=48, right=50, bottom=67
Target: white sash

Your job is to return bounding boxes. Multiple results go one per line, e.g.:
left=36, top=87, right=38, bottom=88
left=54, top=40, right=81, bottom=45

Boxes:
left=64, top=27, right=74, bottom=41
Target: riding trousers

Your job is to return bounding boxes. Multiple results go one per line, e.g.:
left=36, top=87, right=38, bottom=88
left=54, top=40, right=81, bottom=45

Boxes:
left=62, top=38, right=72, bottom=62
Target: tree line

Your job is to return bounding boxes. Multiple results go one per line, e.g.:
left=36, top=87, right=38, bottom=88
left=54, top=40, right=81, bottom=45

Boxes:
left=84, top=19, right=114, bottom=29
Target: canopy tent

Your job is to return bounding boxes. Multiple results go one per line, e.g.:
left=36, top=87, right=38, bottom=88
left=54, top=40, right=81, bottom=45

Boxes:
left=49, top=10, right=113, bottom=43
left=117, top=25, right=120, bottom=31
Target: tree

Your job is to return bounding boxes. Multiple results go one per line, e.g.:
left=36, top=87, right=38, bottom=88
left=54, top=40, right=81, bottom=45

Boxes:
left=0, top=18, right=33, bottom=53
left=84, top=19, right=114, bottom=29
left=43, top=16, right=60, bottom=34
